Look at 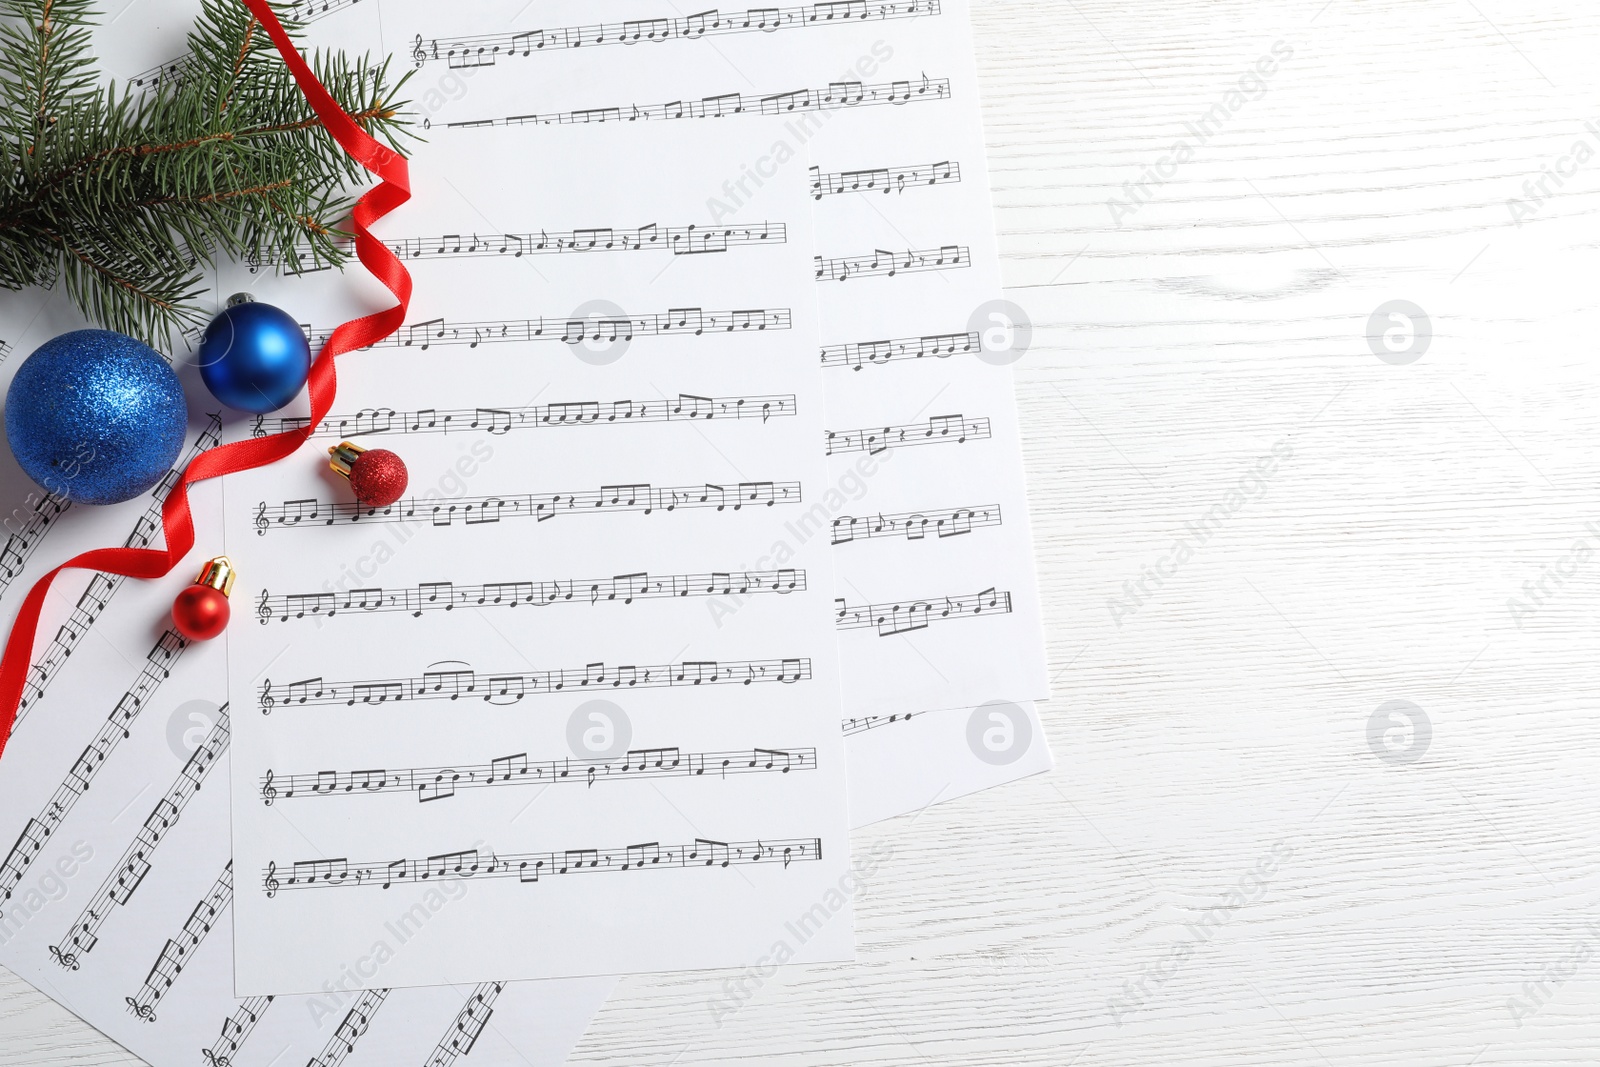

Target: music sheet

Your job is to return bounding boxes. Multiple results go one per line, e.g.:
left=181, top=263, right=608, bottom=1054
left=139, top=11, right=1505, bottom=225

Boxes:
left=0, top=404, right=615, bottom=1067
left=221, top=107, right=856, bottom=989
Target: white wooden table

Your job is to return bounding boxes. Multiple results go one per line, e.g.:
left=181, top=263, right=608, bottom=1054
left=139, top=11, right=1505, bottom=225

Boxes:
left=8, top=0, right=1600, bottom=1062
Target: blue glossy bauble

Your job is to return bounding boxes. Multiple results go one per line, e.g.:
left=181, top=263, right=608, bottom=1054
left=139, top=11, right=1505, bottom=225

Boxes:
left=4, top=330, right=188, bottom=505
left=197, top=300, right=310, bottom=413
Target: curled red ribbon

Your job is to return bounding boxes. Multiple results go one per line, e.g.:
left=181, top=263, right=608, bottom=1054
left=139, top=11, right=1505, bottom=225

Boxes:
left=0, top=0, right=412, bottom=760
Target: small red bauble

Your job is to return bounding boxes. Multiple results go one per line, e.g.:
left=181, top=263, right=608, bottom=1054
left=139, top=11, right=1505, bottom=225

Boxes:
left=329, top=441, right=408, bottom=507
left=173, top=556, right=234, bottom=641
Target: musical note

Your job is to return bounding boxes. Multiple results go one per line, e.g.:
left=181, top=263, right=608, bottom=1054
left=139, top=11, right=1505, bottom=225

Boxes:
left=259, top=657, right=811, bottom=710
left=814, top=243, right=970, bottom=282
left=829, top=503, right=1002, bottom=545
left=125, top=861, right=233, bottom=1021
left=262, top=743, right=816, bottom=803
left=808, top=158, right=960, bottom=199
left=264, top=837, right=822, bottom=895
left=51, top=707, right=229, bottom=968
left=819, top=329, right=978, bottom=371
left=259, top=567, right=805, bottom=622
left=200, top=995, right=274, bottom=1067
left=445, top=76, right=950, bottom=130
left=835, top=588, right=1011, bottom=637
left=842, top=710, right=917, bottom=735
left=424, top=982, right=505, bottom=1067
left=254, top=479, right=803, bottom=533
left=823, top=414, right=990, bottom=456
left=0, top=629, right=191, bottom=913
left=412, top=0, right=938, bottom=67
left=306, top=989, right=389, bottom=1067
left=1, top=417, right=219, bottom=735
left=253, top=392, right=796, bottom=439
left=298, top=307, right=791, bottom=355
left=260, top=221, right=786, bottom=272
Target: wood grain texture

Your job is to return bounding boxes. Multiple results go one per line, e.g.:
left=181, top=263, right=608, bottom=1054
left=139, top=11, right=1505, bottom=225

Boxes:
left=8, top=0, right=1600, bottom=1063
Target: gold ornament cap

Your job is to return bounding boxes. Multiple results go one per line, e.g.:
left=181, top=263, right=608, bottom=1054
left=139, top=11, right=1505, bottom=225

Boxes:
left=194, top=556, right=236, bottom=598
left=328, top=441, right=367, bottom=481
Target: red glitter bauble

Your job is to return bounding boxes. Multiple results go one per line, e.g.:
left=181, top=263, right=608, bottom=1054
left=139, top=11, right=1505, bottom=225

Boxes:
left=349, top=448, right=408, bottom=507
left=173, top=584, right=230, bottom=641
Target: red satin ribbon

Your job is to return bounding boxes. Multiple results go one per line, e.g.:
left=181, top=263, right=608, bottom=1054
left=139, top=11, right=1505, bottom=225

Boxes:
left=0, top=0, right=412, bottom=760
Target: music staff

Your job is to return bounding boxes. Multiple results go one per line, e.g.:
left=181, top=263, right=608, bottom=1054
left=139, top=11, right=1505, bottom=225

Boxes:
left=258, top=567, right=805, bottom=622
left=254, top=480, right=803, bottom=534
left=50, top=706, right=229, bottom=970
left=14, top=418, right=219, bottom=729
left=0, top=630, right=188, bottom=912
left=815, top=244, right=969, bottom=281
left=442, top=75, right=950, bottom=130
left=0, top=491, right=67, bottom=587
left=282, top=0, right=363, bottom=24
left=824, top=414, right=989, bottom=456
left=126, top=862, right=232, bottom=1021
left=819, top=330, right=977, bottom=370
left=0, top=338, right=11, bottom=361
left=426, top=983, right=505, bottom=1067
left=830, top=503, right=1002, bottom=545
left=262, top=745, right=816, bottom=804
left=201, top=996, right=274, bottom=1067
left=127, top=56, right=187, bottom=92
left=842, top=710, right=916, bottom=735
left=413, top=0, right=938, bottom=67
left=809, top=159, right=960, bottom=199
left=303, top=307, right=791, bottom=352
left=835, top=587, right=1011, bottom=637
left=253, top=393, right=796, bottom=439
left=264, top=837, right=822, bottom=896
left=308, top=988, right=389, bottom=1067
left=260, top=221, right=786, bottom=274
left=258, top=656, right=811, bottom=712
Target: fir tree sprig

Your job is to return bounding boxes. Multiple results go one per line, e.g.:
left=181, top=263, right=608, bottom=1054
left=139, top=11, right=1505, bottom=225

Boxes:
left=0, top=0, right=411, bottom=343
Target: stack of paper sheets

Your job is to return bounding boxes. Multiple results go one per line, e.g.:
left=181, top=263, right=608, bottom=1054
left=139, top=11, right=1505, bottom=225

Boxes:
left=0, top=0, right=1051, bottom=1060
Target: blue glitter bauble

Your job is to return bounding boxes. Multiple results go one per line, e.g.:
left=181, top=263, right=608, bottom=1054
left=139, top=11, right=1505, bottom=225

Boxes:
left=5, top=330, right=188, bottom=506
left=197, top=300, right=311, bottom=413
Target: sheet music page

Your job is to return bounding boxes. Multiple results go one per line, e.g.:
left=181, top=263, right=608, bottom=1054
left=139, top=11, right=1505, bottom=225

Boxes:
left=221, top=106, right=855, bottom=990
left=0, top=404, right=615, bottom=1066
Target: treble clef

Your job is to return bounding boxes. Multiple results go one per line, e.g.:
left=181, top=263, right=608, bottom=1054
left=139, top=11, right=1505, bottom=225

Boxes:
left=254, top=501, right=268, bottom=535
left=264, top=861, right=279, bottom=898
left=256, top=589, right=272, bottom=625
left=412, top=33, right=426, bottom=66
left=125, top=996, right=157, bottom=1022
left=261, top=770, right=277, bottom=806
left=259, top=678, right=275, bottom=715
left=251, top=415, right=266, bottom=439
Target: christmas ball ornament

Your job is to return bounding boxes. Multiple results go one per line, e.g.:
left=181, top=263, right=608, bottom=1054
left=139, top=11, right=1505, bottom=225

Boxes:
left=4, top=330, right=187, bottom=505
left=329, top=441, right=408, bottom=507
left=172, top=556, right=235, bottom=641
left=197, top=294, right=311, bottom=413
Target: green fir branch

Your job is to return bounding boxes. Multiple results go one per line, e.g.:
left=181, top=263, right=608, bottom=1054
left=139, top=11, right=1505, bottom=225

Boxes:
left=0, top=0, right=411, bottom=343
